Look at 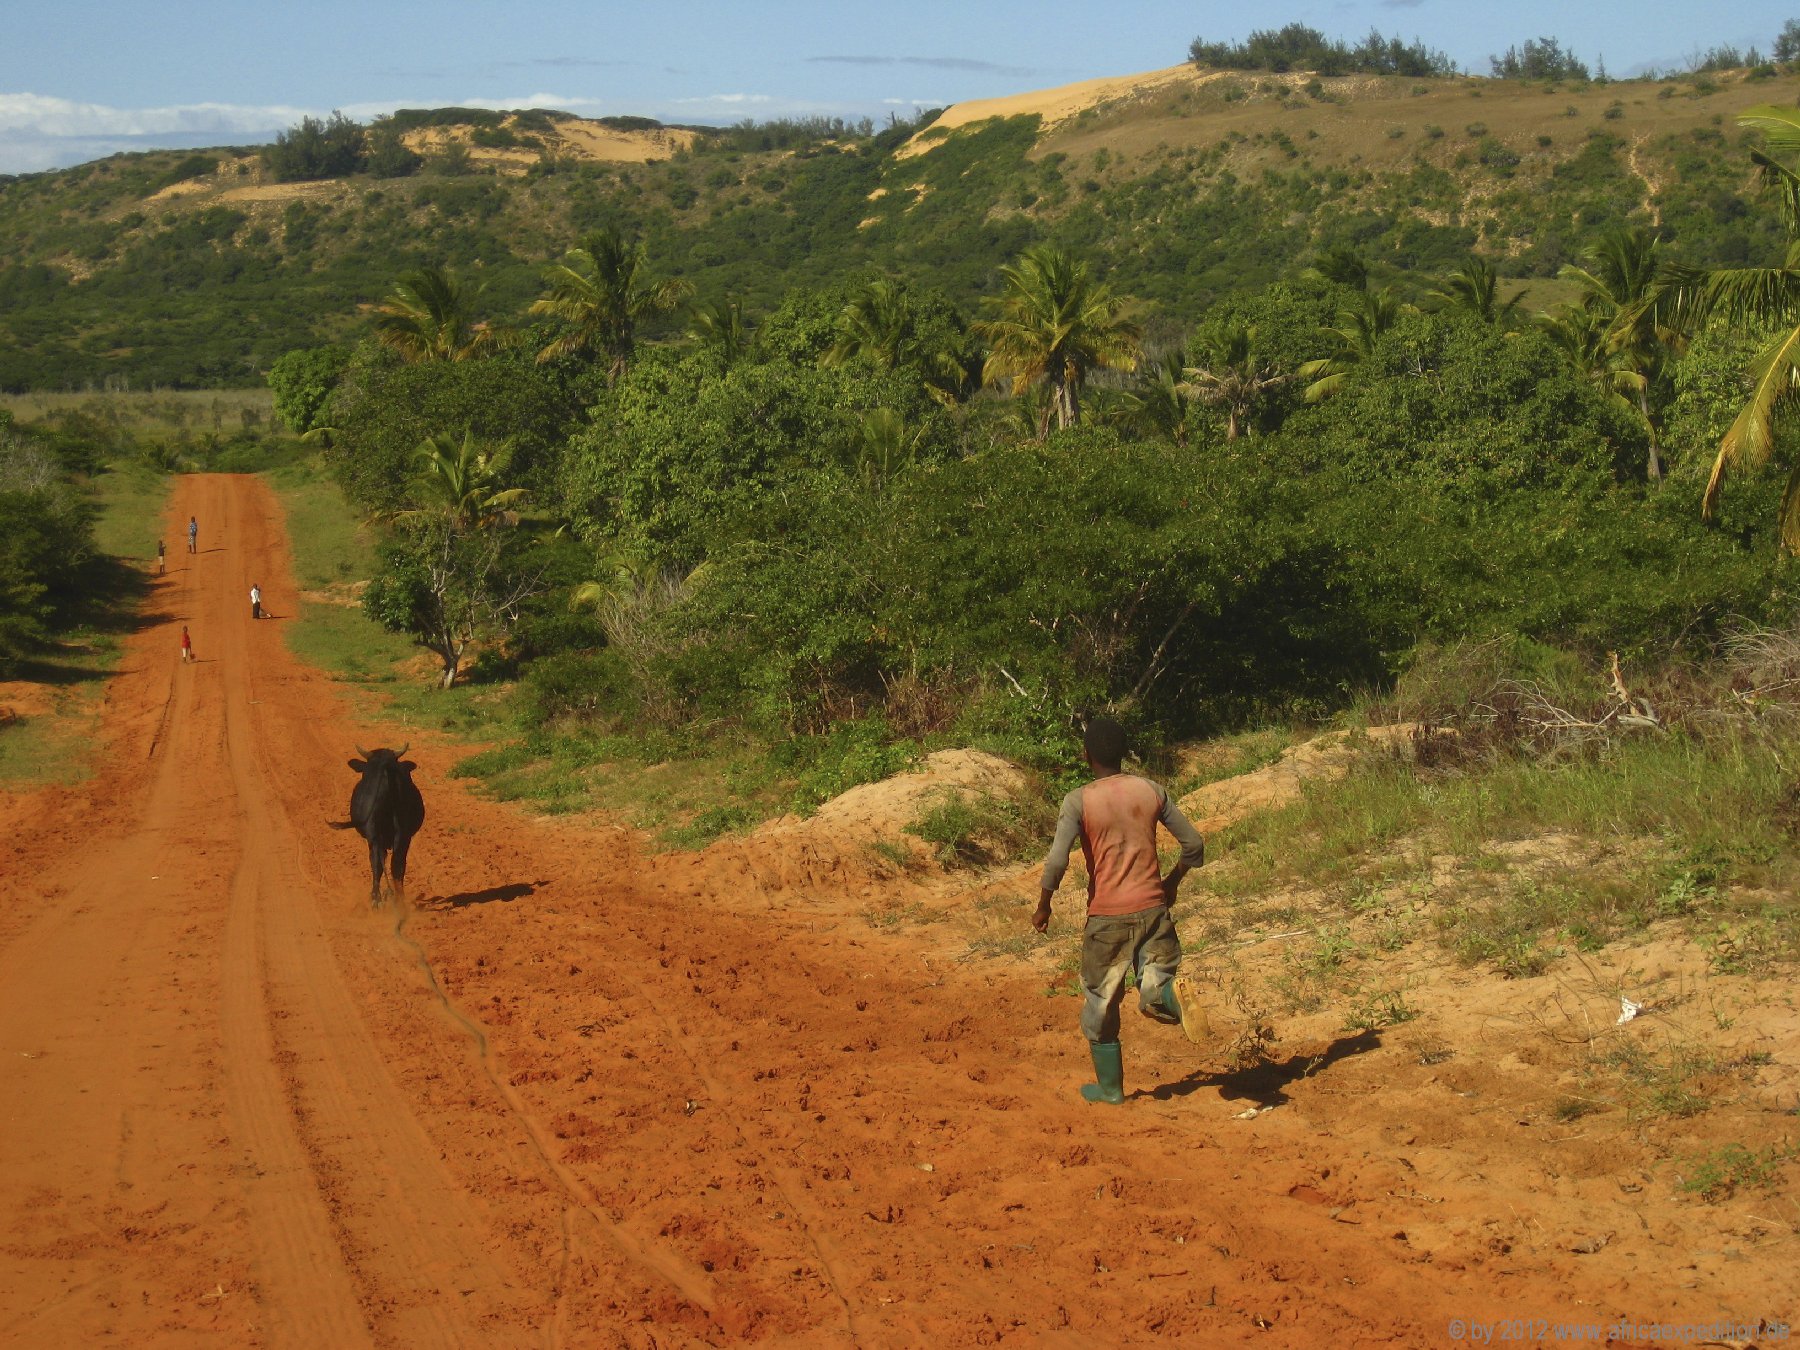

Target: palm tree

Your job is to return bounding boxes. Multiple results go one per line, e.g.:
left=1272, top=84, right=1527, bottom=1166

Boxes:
left=1427, top=256, right=1524, bottom=328
left=974, top=246, right=1141, bottom=435
left=531, top=226, right=693, bottom=380
left=823, top=278, right=974, bottom=405
left=1536, top=302, right=1646, bottom=423
left=852, top=407, right=927, bottom=489
left=1557, top=227, right=1676, bottom=481
left=1647, top=106, right=1800, bottom=548
left=399, top=430, right=528, bottom=530
left=1180, top=321, right=1287, bottom=440
left=1114, top=349, right=1196, bottom=446
left=687, top=296, right=752, bottom=368
left=372, top=266, right=506, bottom=363
left=1302, top=245, right=1371, bottom=293
left=823, top=278, right=914, bottom=371
left=1298, top=287, right=1409, bottom=402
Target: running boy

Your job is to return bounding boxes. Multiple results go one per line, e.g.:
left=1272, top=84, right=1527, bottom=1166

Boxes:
left=1033, top=716, right=1208, bottom=1105
left=180, top=625, right=193, bottom=662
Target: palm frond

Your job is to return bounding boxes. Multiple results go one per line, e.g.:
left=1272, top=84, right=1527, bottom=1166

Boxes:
left=1702, top=323, right=1800, bottom=519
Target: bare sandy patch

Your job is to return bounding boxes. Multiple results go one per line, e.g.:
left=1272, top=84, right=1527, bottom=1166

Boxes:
left=900, top=64, right=1214, bottom=156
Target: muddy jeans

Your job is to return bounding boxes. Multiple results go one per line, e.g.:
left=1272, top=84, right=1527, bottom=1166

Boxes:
left=1080, top=906, right=1182, bottom=1043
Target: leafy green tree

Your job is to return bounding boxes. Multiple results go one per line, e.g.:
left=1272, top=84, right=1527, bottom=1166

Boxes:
left=372, top=266, right=508, bottom=363
left=1776, top=19, right=1800, bottom=65
left=324, top=342, right=579, bottom=512
left=264, top=112, right=366, bottom=182
left=1490, top=38, right=1589, bottom=81
left=1282, top=309, right=1638, bottom=489
left=559, top=352, right=952, bottom=565
left=0, top=424, right=98, bottom=673
left=267, top=344, right=351, bottom=433
left=364, top=515, right=540, bottom=689
left=364, top=117, right=423, bottom=178
left=1182, top=321, right=1288, bottom=439
left=530, top=226, right=693, bottom=380
left=974, top=246, right=1140, bottom=435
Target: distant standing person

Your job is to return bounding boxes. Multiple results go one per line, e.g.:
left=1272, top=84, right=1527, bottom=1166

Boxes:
left=1033, top=716, right=1209, bottom=1105
left=180, top=625, right=193, bottom=663
left=187, top=516, right=198, bottom=554
left=250, top=583, right=262, bottom=620
left=156, top=540, right=165, bottom=573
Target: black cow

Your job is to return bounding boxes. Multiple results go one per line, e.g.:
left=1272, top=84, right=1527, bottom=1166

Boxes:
left=347, top=745, right=425, bottom=907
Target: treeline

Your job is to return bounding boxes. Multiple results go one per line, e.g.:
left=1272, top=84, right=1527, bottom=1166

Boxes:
left=269, top=104, right=1799, bottom=763
left=0, top=411, right=103, bottom=674
left=1189, top=24, right=1458, bottom=77
left=1192, top=18, right=1800, bottom=82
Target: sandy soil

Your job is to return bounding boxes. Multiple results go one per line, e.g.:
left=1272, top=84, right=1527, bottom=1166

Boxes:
left=0, top=474, right=1794, bottom=1346
left=900, top=65, right=1206, bottom=155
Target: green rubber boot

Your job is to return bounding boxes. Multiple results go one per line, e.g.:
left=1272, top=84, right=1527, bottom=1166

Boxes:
left=1080, top=1040, right=1125, bottom=1105
left=1151, top=977, right=1210, bottom=1046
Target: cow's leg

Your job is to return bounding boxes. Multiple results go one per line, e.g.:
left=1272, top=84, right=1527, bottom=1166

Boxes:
left=390, top=835, right=412, bottom=907
left=368, top=838, right=386, bottom=908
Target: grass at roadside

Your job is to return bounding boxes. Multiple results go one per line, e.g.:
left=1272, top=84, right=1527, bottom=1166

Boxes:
left=263, top=455, right=429, bottom=688
left=1192, top=726, right=1800, bottom=988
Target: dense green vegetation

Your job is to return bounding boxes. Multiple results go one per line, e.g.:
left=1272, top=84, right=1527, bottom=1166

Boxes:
left=220, top=96, right=1792, bottom=799
left=3, top=34, right=1799, bottom=980
left=1189, top=24, right=1457, bottom=78
left=0, top=52, right=1792, bottom=391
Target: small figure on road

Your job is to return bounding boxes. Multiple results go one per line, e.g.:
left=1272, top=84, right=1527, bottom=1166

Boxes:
left=187, top=516, right=198, bottom=554
left=180, top=625, right=193, bottom=663
left=156, top=539, right=165, bottom=573
left=1033, top=716, right=1208, bottom=1105
left=250, top=583, right=262, bottom=620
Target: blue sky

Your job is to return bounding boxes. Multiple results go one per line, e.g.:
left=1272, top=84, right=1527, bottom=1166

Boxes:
left=2, top=0, right=1792, bottom=173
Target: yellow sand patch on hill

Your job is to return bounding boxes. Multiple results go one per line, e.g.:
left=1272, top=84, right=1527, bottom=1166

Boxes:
left=218, top=180, right=341, bottom=204
left=401, top=118, right=699, bottom=174
left=901, top=64, right=1209, bottom=156
left=551, top=120, right=699, bottom=163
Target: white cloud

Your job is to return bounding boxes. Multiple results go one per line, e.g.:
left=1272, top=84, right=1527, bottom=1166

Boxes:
left=0, top=92, right=314, bottom=173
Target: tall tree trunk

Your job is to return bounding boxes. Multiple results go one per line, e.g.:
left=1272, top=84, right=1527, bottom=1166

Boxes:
left=1637, top=386, right=1663, bottom=482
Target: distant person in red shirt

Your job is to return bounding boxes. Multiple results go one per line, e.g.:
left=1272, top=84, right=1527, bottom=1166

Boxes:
left=180, top=625, right=193, bottom=663
left=1033, top=716, right=1207, bottom=1105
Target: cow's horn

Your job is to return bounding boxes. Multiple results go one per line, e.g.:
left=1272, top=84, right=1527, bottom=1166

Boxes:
left=396, top=743, right=410, bottom=757
left=355, top=745, right=370, bottom=759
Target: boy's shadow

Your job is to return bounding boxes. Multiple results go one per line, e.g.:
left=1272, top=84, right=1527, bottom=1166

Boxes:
left=1145, top=1029, right=1382, bottom=1108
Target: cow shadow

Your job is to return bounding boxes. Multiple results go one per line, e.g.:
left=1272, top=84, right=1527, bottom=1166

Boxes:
left=1143, top=1029, right=1382, bottom=1108
left=419, top=881, right=543, bottom=910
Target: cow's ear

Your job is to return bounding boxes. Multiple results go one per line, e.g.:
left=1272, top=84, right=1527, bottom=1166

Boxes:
left=398, top=760, right=417, bottom=771
left=348, top=758, right=366, bottom=771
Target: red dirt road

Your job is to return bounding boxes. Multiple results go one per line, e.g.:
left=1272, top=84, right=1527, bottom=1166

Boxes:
left=0, top=475, right=1781, bottom=1347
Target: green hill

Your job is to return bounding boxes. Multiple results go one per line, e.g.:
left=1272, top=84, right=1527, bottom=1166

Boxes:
left=0, top=63, right=1790, bottom=389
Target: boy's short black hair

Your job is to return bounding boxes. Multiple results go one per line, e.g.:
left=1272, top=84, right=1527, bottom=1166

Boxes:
left=1083, top=716, right=1127, bottom=769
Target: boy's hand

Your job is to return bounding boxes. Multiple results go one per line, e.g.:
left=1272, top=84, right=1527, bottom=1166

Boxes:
left=1161, top=863, right=1189, bottom=906
left=1031, top=892, right=1053, bottom=933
